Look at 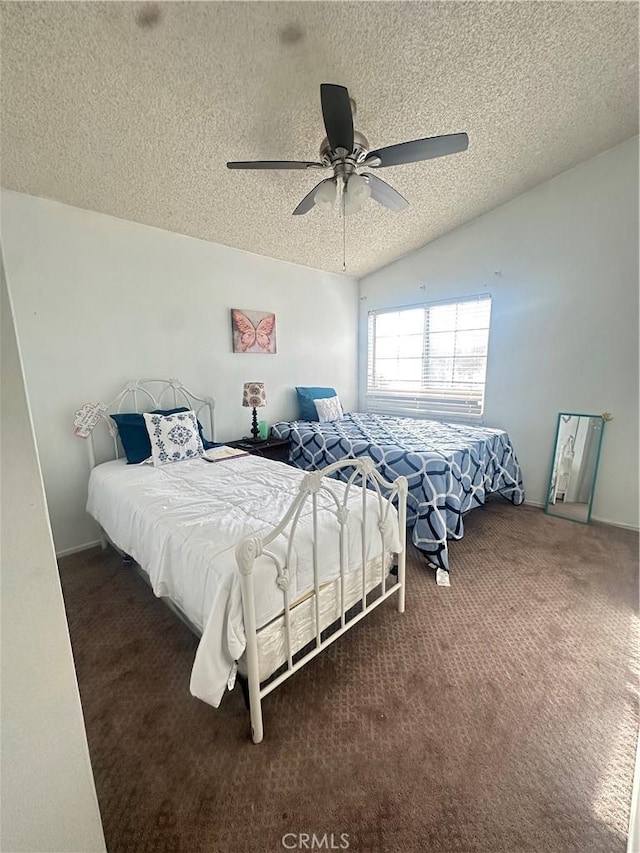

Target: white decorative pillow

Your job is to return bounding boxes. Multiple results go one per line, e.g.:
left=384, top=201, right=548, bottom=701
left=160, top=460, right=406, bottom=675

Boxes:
left=315, top=395, right=344, bottom=423
left=143, top=410, right=204, bottom=466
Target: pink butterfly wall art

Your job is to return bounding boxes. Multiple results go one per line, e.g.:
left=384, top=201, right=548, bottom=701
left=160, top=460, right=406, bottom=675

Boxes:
left=231, top=308, right=277, bottom=354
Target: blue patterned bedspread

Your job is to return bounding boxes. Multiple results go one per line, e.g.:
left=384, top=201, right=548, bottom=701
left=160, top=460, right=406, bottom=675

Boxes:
left=271, top=413, right=525, bottom=573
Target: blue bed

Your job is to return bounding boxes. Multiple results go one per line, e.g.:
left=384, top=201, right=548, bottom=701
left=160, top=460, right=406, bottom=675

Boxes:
left=271, top=413, right=525, bottom=575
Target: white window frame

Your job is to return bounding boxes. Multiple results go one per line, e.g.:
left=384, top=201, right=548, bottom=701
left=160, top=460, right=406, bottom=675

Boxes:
left=366, top=294, right=492, bottom=423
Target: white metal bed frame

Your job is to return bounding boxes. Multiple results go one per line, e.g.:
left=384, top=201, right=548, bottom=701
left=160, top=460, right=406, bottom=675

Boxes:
left=77, top=379, right=408, bottom=743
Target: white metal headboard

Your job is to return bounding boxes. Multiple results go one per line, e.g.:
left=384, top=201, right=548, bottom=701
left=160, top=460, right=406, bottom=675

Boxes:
left=74, top=378, right=216, bottom=468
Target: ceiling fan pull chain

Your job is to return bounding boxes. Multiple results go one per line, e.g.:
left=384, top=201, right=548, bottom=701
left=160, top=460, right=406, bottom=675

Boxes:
left=342, top=191, right=346, bottom=272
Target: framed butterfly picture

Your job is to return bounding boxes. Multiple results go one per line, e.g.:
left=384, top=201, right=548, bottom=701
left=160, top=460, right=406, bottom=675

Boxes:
left=231, top=308, right=277, bottom=354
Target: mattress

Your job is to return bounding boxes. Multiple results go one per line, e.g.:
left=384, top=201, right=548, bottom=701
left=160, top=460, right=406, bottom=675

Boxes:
left=239, top=551, right=395, bottom=683
left=272, top=412, right=525, bottom=572
left=86, top=454, right=402, bottom=707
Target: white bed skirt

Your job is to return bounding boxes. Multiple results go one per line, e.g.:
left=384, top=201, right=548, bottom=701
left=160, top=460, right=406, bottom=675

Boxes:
left=239, top=553, right=395, bottom=682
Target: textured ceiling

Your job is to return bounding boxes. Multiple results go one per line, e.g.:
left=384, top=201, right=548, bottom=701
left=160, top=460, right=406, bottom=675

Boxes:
left=1, top=2, right=638, bottom=277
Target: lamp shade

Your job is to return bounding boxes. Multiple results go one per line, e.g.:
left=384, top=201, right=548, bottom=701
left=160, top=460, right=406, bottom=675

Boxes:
left=344, top=173, right=371, bottom=216
left=314, top=177, right=337, bottom=210
left=242, top=382, right=266, bottom=408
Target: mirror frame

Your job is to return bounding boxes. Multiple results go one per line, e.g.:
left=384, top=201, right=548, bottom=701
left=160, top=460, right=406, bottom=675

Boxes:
left=544, top=412, right=606, bottom=525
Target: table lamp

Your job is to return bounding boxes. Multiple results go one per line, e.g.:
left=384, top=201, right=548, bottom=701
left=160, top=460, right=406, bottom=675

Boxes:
left=242, top=382, right=266, bottom=442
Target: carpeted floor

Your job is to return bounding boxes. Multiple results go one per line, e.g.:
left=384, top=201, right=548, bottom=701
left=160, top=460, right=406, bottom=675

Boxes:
left=59, top=500, right=639, bottom=853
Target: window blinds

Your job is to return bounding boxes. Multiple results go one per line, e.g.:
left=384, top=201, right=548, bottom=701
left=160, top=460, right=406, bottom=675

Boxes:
left=366, top=294, right=492, bottom=422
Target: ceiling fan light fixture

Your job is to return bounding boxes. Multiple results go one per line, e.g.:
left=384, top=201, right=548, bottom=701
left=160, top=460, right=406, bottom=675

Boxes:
left=314, top=178, right=337, bottom=209
left=343, top=172, right=371, bottom=216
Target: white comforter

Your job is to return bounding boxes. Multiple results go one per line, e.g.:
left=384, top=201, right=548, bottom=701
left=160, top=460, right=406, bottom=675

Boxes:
left=86, top=454, right=401, bottom=707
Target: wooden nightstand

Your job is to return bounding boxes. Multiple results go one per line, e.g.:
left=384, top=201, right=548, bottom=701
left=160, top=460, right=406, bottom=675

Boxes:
left=227, top=436, right=290, bottom=464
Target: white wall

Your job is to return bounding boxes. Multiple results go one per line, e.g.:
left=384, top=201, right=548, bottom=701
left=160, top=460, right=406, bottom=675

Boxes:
left=0, top=255, right=106, bottom=852
left=1, top=192, right=358, bottom=553
left=358, top=136, right=639, bottom=529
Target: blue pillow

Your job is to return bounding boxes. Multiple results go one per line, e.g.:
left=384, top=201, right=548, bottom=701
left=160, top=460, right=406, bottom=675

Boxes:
left=111, top=408, right=217, bottom=464
left=295, top=387, right=337, bottom=422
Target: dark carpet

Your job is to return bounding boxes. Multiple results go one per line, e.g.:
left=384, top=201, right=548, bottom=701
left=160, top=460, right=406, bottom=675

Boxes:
left=59, top=501, right=639, bottom=853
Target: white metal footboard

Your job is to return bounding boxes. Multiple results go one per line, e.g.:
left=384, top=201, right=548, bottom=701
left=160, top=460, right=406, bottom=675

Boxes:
left=235, top=457, right=408, bottom=744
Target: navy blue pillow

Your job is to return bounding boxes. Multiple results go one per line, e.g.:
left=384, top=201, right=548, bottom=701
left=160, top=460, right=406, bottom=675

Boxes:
left=295, top=387, right=337, bottom=422
left=111, top=408, right=217, bottom=464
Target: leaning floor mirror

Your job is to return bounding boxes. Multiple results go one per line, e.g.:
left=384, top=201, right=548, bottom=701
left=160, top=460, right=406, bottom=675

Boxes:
left=545, top=413, right=606, bottom=524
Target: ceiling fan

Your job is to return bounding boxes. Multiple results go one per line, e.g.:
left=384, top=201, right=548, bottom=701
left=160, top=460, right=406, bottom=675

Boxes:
left=227, top=83, right=469, bottom=217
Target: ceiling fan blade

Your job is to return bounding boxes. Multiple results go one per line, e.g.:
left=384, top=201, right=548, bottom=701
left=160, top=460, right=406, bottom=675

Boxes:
left=362, top=173, right=409, bottom=212
left=227, top=160, right=324, bottom=170
left=366, top=133, right=469, bottom=168
left=292, top=179, right=331, bottom=215
left=320, top=84, right=354, bottom=154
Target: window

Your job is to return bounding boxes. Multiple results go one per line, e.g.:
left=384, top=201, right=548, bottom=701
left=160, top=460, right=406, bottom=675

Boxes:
left=367, top=294, right=492, bottom=422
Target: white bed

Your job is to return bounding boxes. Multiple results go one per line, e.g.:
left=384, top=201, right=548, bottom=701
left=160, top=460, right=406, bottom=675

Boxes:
left=79, top=379, right=408, bottom=743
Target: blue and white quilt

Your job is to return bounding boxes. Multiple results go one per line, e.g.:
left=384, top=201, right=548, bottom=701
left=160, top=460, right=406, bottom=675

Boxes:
left=271, top=413, right=525, bottom=573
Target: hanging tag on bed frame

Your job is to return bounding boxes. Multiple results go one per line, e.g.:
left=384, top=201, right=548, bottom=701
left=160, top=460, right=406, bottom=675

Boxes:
left=73, top=401, right=107, bottom=438
left=436, top=568, right=451, bottom=587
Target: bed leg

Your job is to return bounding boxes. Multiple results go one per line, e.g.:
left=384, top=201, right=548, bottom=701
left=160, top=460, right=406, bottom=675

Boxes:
left=237, top=537, right=265, bottom=744
left=248, top=677, right=263, bottom=744
left=99, top=530, right=107, bottom=551
left=397, top=553, right=406, bottom=614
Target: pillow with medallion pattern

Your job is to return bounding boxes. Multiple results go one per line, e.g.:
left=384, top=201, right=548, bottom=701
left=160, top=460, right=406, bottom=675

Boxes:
left=143, top=410, right=204, bottom=466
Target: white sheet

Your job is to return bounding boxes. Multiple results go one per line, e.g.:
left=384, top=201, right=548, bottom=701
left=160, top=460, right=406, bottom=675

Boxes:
left=86, top=455, right=401, bottom=707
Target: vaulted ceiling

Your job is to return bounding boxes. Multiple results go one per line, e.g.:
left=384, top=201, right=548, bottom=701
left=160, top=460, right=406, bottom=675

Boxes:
left=1, top=1, right=638, bottom=277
